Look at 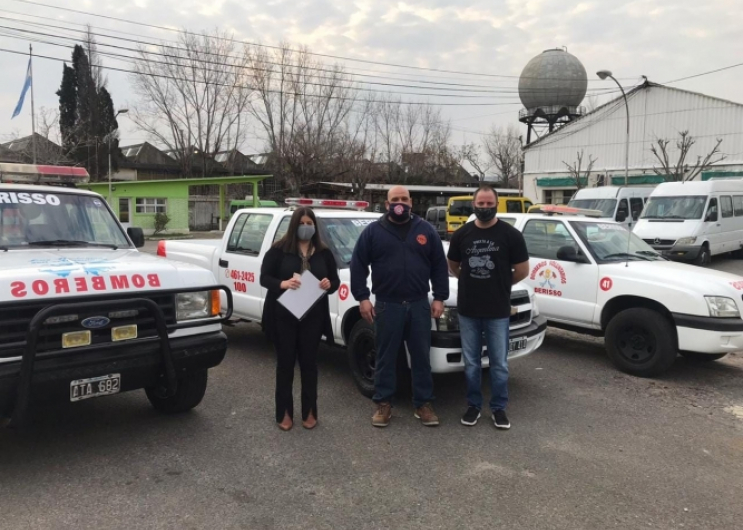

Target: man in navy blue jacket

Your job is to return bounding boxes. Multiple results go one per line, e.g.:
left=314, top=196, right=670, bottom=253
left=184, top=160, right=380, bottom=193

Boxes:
left=351, top=185, right=449, bottom=427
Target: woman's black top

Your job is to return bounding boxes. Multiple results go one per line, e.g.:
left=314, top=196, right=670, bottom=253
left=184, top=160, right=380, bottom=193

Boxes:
left=260, top=246, right=340, bottom=345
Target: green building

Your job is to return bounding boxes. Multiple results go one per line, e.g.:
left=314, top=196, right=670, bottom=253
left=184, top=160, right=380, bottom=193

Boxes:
left=79, top=175, right=271, bottom=234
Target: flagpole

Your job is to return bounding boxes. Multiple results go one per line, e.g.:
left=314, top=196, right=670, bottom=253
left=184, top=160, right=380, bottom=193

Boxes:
left=29, top=43, right=36, bottom=164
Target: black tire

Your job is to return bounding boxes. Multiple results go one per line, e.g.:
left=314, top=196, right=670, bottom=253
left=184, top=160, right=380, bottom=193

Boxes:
left=694, top=244, right=711, bottom=266
left=605, top=308, right=677, bottom=377
left=347, top=320, right=411, bottom=399
left=679, top=351, right=728, bottom=362
left=145, top=369, right=208, bottom=414
left=347, top=320, right=377, bottom=398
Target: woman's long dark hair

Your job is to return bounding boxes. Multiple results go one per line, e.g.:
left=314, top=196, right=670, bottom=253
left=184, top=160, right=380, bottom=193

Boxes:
left=274, top=207, right=328, bottom=254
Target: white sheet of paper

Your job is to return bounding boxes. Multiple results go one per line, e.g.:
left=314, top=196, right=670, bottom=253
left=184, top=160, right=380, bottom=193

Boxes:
left=277, top=269, right=326, bottom=320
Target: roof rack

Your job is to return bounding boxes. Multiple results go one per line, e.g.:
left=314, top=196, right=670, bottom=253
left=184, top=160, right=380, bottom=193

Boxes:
left=539, top=204, right=604, bottom=217
left=285, top=198, right=369, bottom=211
left=0, top=163, right=90, bottom=186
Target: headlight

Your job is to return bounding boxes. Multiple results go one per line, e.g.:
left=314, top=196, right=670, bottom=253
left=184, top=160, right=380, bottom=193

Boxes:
left=176, top=290, right=221, bottom=321
left=676, top=237, right=697, bottom=246
left=705, top=296, right=740, bottom=318
left=437, top=307, right=459, bottom=331
left=531, top=293, right=540, bottom=317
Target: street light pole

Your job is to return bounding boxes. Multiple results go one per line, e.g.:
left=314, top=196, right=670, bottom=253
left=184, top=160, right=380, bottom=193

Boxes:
left=108, top=108, right=128, bottom=206
left=597, top=70, right=629, bottom=186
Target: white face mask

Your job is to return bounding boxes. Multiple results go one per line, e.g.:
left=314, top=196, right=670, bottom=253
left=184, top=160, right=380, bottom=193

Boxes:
left=297, top=225, right=315, bottom=241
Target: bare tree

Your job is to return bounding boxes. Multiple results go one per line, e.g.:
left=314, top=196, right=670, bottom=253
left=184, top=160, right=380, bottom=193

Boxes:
left=562, top=150, right=597, bottom=190
left=483, top=125, right=522, bottom=187
left=650, top=130, right=725, bottom=182
left=459, top=142, right=493, bottom=182
left=372, top=96, right=460, bottom=185
left=245, top=43, right=360, bottom=194
left=130, top=29, right=253, bottom=177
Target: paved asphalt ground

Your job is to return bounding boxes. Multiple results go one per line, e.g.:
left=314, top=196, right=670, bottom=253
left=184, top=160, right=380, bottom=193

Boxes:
left=1, top=241, right=742, bottom=529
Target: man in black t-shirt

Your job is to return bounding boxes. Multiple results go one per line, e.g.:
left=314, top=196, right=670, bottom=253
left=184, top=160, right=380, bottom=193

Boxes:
left=446, top=185, right=529, bottom=429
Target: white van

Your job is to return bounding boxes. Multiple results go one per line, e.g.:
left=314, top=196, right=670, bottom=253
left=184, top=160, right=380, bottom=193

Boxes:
left=633, top=180, right=743, bottom=266
left=567, top=186, right=653, bottom=229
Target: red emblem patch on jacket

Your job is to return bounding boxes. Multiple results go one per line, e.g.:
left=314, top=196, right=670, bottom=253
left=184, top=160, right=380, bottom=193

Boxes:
left=416, top=234, right=427, bottom=245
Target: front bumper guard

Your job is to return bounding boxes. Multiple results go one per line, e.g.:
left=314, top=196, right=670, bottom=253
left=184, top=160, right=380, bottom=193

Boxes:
left=2, top=285, right=233, bottom=427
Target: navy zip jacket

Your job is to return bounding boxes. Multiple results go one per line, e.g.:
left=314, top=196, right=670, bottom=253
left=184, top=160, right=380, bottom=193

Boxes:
left=350, top=213, right=449, bottom=304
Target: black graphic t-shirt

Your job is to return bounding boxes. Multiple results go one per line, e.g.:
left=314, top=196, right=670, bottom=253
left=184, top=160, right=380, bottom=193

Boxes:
left=447, top=220, right=529, bottom=318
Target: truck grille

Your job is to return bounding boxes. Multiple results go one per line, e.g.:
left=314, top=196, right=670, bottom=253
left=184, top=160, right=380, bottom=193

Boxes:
left=643, top=238, right=676, bottom=247
left=510, top=290, right=531, bottom=329
left=0, top=293, right=176, bottom=360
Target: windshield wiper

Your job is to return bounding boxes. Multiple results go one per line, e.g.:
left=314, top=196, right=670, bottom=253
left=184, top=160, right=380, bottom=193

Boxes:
left=602, top=252, right=650, bottom=261
left=28, top=240, right=119, bottom=250
left=635, top=250, right=665, bottom=260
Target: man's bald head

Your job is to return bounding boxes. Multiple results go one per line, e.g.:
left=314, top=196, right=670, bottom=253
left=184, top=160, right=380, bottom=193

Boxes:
left=387, top=186, right=411, bottom=205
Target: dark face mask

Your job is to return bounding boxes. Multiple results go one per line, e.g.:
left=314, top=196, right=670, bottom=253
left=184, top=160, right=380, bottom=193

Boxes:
left=473, top=207, right=497, bottom=223
left=388, top=202, right=411, bottom=223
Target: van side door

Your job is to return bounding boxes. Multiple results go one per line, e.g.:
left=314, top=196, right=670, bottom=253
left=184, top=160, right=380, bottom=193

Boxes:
left=703, top=197, right=722, bottom=254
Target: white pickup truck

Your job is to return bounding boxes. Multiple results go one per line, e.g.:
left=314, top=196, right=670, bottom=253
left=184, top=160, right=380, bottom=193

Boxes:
left=0, top=168, right=232, bottom=426
left=158, top=198, right=547, bottom=397
left=482, top=210, right=743, bottom=376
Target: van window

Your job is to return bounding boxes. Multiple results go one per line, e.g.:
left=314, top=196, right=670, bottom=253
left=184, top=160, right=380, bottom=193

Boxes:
left=567, top=198, right=617, bottom=217
left=505, top=200, right=523, bottom=213
left=642, top=196, right=706, bottom=220
left=629, top=198, right=644, bottom=220
left=616, top=199, right=629, bottom=220
left=438, top=210, right=446, bottom=221
left=427, top=209, right=436, bottom=222
left=721, top=196, right=733, bottom=218
left=734, top=196, right=743, bottom=217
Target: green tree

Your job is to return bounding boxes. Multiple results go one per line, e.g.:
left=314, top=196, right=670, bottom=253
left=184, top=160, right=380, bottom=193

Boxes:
left=56, top=36, right=119, bottom=181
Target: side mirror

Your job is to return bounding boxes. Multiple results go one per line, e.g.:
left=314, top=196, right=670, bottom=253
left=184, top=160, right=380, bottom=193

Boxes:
left=127, top=227, right=145, bottom=248
left=705, top=211, right=718, bottom=222
left=556, top=245, right=588, bottom=263
left=616, top=210, right=628, bottom=223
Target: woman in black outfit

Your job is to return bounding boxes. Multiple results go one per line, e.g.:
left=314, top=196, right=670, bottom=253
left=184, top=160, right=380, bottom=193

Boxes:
left=260, top=207, right=340, bottom=431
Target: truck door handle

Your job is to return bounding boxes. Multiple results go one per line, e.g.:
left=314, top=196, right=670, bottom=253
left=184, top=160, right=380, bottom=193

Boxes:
left=219, top=259, right=229, bottom=268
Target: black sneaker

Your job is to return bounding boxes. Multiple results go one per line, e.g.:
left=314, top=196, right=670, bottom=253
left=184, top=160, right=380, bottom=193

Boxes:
left=461, top=406, right=481, bottom=426
left=492, top=409, right=510, bottom=429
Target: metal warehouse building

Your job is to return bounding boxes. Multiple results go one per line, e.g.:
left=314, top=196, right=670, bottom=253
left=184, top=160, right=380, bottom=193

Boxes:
left=523, top=80, right=743, bottom=205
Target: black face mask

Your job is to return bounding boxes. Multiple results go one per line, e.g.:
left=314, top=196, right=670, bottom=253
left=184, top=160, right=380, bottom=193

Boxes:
left=388, top=203, right=411, bottom=223
left=473, top=207, right=497, bottom=222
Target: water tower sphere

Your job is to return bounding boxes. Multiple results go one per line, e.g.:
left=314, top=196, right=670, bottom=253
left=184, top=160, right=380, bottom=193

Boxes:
left=518, top=49, right=588, bottom=110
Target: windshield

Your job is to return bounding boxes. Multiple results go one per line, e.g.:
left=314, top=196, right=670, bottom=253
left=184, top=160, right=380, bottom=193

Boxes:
left=449, top=200, right=473, bottom=218
left=567, top=198, right=617, bottom=217
left=0, top=190, right=130, bottom=250
left=570, top=221, right=665, bottom=262
left=641, top=196, right=707, bottom=220
left=318, top=217, right=378, bottom=267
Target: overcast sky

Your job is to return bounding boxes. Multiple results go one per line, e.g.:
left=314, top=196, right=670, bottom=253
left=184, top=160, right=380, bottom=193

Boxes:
left=0, top=0, right=741, bottom=155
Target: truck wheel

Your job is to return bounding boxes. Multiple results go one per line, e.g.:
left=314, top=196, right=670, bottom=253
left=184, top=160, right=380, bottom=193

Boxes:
left=605, top=308, right=677, bottom=377
left=146, top=369, right=208, bottom=414
left=694, top=244, right=711, bottom=266
left=680, top=351, right=728, bottom=362
left=348, top=320, right=377, bottom=398
left=347, top=320, right=410, bottom=398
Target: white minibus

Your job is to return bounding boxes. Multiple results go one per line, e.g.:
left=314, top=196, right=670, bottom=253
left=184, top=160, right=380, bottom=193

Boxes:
left=633, top=180, right=743, bottom=265
left=567, top=186, right=653, bottom=229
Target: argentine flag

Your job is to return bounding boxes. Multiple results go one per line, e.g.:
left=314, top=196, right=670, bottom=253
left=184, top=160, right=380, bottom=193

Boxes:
left=12, top=58, right=32, bottom=119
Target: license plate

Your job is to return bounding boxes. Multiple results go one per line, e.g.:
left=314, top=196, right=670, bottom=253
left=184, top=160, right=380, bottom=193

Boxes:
left=509, top=337, right=527, bottom=352
left=70, top=374, right=121, bottom=402
left=481, top=337, right=528, bottom=357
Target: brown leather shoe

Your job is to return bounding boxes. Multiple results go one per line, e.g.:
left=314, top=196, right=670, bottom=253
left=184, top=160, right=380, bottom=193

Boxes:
left=372, top=402, right=392, bottom=427
left=414, top=403, right=440, bottom=426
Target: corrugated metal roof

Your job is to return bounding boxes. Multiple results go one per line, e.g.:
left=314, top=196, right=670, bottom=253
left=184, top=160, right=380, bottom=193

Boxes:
left=524, top=83, right=743, bottom=175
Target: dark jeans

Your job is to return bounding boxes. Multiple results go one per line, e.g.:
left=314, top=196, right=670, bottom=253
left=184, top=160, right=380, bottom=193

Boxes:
left=458, top=315, right=510, bottom=411
left=373, top=298, right=434, bottom=408
left=274, top=305, right=324, bottom=423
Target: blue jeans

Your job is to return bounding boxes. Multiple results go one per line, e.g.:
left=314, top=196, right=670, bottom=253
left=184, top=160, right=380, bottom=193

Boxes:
left=373, top=299, right=434, bottom=408
left=459, top=315, right=510, bottom=411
